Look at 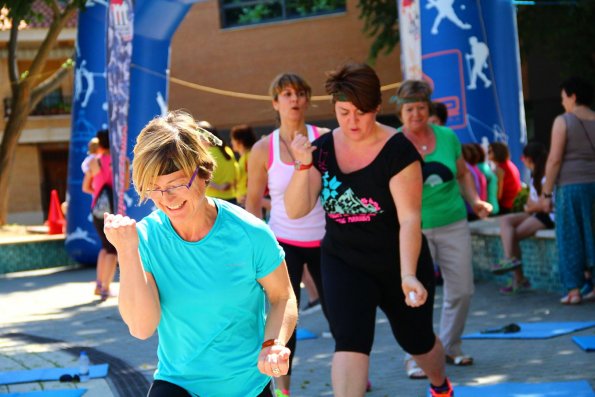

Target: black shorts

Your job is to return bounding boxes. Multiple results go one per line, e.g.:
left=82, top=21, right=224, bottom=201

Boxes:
left=147, top=380, right=273, bottom=397
left=278, top=241, right=324, bottom=375
left=533, top=211, right=554, bottom=229
left=92, top=216, right=117, bottom=254
left=321, top=239, right=436, bottom=356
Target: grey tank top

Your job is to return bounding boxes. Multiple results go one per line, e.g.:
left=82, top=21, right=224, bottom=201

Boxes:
left=557, top=113, right=595, bottom=186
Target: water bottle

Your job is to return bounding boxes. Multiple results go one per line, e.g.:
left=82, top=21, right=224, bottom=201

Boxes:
left=78, top=351, right=90, bottom=382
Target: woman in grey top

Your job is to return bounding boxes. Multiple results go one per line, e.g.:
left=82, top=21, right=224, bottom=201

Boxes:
left=541, top=76, right=595, bottom=305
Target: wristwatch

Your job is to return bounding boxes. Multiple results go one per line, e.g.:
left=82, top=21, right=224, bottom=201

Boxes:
left=543, top=192, right=553, bottom=198
left=294, top=160, right=313, bottom=171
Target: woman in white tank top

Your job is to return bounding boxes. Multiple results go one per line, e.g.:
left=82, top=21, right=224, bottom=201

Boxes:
left=246, top=73, right=327, bottom=397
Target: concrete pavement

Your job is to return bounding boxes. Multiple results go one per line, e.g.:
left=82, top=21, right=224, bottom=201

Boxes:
left=1, top=265, right=594, bottom=396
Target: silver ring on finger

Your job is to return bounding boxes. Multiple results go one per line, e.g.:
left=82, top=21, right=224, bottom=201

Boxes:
left=272, top=368, right=280, bottom=375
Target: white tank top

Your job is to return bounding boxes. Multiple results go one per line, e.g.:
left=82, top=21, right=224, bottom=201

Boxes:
left=267, top=125, right=326, bottom=247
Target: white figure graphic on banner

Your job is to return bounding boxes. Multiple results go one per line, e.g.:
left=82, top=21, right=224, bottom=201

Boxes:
left=465, top=36, right=492, bottom=90
left=74, top=60, right=95, bottom=108
left=156, top=91, right=168, bottom=116
left=426, top=0, right=471, bottom=35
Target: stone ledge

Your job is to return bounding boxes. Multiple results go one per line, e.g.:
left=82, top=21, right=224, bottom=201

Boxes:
left=469, top=217, right=555, bottom=239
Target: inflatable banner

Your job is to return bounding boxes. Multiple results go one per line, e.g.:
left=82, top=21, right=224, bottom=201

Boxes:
left=65, top=1, right=108, bottom=264
left=399, top=0, right=526, bottom=168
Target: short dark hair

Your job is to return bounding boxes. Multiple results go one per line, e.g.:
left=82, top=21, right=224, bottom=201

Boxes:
left=325, top=62, right=381, bottom=113
left=230, top=124, right=257, bottom=150
left=489, top=141, right=510, bottom=163
left=431, top=101, right=448, bottom=125
left=560, top=76, right=594, bottom=106
left=96, top=129, right=110, bottom=149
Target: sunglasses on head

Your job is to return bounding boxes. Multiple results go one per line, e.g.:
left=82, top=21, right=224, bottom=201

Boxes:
left=59, top=374, right=81, bottom=383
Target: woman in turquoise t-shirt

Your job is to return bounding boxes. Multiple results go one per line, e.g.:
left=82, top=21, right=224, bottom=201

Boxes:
left=103, top=110, right=297, bottom=397
left=395, top=80, right=492, bottom=375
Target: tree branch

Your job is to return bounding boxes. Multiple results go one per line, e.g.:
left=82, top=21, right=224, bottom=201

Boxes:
left=49, top=0, right=61, bottom=16
left=30, top=61, right=73, bottom=110
left=8, top=22, right=20, bottom=92
left=27, top=1, right=78, bottom=87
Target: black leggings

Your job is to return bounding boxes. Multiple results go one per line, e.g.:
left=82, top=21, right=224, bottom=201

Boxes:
left=278, top=242, right=326, bottom=376
left=147, top=380, right=273, bottom=397
left=321, top=244, right=436, bottom=356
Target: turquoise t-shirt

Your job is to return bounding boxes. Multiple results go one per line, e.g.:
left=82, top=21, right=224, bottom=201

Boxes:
left=417, top=124, right=467, bottom=228
left=136, top=199, right=284, bottom=397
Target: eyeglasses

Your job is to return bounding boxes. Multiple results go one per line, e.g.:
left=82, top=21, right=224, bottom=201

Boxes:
left=145, top=167, right=199, bottom=198
left=59, top=374, right=81, bottom=383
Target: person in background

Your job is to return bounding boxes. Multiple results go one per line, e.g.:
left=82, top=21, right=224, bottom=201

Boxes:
left=82, top=129, right=119, bottom=301
left=200, top=120, right=239, bottom=204
left=246, top=73, right=328, bottom=397
left=473, top=143, right=499, bottom=215
left=103, top=110, right=297, bottom=397
left=81, top=137, right=99, bottom=174
left=491, top=141, right=553, bottom=293
left=428, top=101, right=448, bottom=126
left=488, top=141, right=521, bottom=214
left=462, top=144, right=487, bottom=221
left=230, top=124, right=257, bottom=207
left=541, top=76, right=595, bottom=305
left=285, top=63, right=454, bottom=397
left=426, top=101, right=449, bottom=287
left=396, top=79, right=492, bottom=378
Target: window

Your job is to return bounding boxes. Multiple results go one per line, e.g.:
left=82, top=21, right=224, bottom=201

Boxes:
left=220, top=0, right=346, bottom=28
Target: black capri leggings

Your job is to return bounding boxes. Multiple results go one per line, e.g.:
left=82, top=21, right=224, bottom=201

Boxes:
left=321, top=243, right=436, bottom=356
left=147, top=380, right=273, bottom=397
left=278, top=241, right=326, bottom=376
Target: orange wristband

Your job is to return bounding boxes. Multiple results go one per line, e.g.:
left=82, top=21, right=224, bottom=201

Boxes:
left=294, top=161, right=313, bottom=171
left=261, top=339, right=283, bottom=349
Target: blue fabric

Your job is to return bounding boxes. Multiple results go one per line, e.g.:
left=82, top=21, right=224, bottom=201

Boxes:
left=573, top=336, right=595, bottom=352
left=462, top=321, right=595, bottom=339
left=2, top=391, right=87, bottom=397
left=0, top=364, right=108, bottom=385
left=555, top=182, right=595, bottom=291
left=426, top=380, right=595, bottom=397
left=137, top=199, right=284, bottom=397
left=296, top=328, right=317, bottom=340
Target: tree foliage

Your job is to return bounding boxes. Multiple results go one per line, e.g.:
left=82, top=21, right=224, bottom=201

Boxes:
left=356, top=0, right=398, bottom=63
left=0, top=0, right=85, bottom=225
left=356, top=0, right=595, bottom=81
left=516, top=0, right=595, bottom=83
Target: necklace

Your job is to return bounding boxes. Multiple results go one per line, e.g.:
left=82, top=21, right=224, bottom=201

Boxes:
left=279, top=135, right=296, bottom=161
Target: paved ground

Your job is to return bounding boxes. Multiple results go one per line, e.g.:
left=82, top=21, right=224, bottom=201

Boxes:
left=1, top=265, right=594, bottom=397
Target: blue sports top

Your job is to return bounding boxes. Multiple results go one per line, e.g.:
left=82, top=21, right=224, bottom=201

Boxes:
left=137, top=199, right=284, bottom=397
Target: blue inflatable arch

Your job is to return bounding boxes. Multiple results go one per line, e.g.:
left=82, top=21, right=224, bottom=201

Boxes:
left=65, top=0, right=201, bottom=264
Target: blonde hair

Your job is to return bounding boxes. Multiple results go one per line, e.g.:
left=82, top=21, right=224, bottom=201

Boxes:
left=132, top=110, right=215, bottom=204
left=87, top=137, right=99, bottom=154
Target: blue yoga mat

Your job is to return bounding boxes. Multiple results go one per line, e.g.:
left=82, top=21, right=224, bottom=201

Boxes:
left=2, top=390, right=87, bottom=397
left=426, top=381, right=595, bottom=397
left=0, top=364, right=108, bottom=385
left=296, top=328, right=318, bottom=340
left=462, top=321, right=595, bottom=339
left=573, top=335, right=595, bottom=351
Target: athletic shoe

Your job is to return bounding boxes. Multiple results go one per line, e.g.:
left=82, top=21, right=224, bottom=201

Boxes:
left=429, top=378, right=454, bottom=397
left=490, top=258, right=522, bottom=275
left=301, top=299, right=321, bottom=315
left=499, top=278, right=531, bottom=295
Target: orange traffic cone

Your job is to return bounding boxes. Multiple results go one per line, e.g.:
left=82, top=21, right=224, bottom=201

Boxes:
left=48, top=189, right=65, bottom=235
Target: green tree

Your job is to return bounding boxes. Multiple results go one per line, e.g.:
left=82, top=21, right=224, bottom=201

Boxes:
left=516, top=1, right=595, bottom=82
left=357, top=0, right=595, bottom=82
left=0, top=0, right=84, bottom=225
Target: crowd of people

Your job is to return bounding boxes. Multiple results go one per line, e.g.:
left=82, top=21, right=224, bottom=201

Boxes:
left=75, top=63, right=595, bottom=397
